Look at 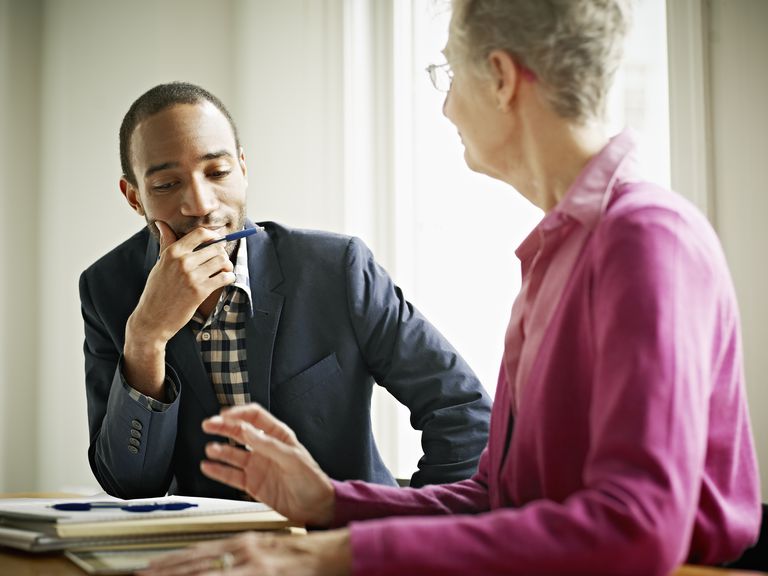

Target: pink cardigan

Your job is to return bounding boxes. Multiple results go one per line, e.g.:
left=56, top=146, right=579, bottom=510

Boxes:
left=332, top=131, right=761, bottom=575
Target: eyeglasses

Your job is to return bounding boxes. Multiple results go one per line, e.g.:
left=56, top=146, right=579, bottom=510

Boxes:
left=426, top=62, right=454, bottom=93
left=427, top=60, right=537, bottom=93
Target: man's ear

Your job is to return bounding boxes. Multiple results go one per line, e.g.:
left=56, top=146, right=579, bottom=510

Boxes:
left=487, top=49, right=521, bottom=113
left=120, top=177, right=145, bottom=216
left=239, top=147, right=248, bottom=186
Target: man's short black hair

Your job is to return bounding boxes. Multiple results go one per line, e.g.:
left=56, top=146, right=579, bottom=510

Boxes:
left=119, top=82, right=241, bottom=186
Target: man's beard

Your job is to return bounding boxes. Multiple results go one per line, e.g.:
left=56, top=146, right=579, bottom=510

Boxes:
left=145, top=207, right=246, bottom=258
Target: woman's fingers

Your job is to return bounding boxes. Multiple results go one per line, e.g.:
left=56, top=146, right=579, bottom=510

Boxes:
left=204, top=442, right=250, bottom=469
left=139, top=533, right=284, bottom=576
left=138, top=538, right=232, bottom=575
left=142, top=555, right=212, bottom=576
left=204, top=417, right=298, bottom=470
left=205, top=416, right=328, bottom=486
left=213, top=404, right=298, bottom=445
left=200, top=459, right=247, bottom=493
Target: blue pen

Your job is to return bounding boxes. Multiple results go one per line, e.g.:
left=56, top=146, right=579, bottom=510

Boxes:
left=50, top=501, right=198, bottom=513
left=194, top=226, right=261, bottom=251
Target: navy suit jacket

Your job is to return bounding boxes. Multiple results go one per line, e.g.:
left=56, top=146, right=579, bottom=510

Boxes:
left=80, top=221, right=491, bottom=499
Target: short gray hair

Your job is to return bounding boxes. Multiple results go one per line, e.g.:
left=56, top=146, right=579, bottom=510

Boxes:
left=448, top=0, right=633, bottom=122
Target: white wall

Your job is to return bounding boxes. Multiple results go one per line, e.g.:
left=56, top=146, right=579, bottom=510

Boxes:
left=707, top=0, right=768, bottom=496
left=0, top=0, right=9, bottom=493
left=0, top=0, right=42, bottom=492
left=233, top=0, right=346, bottom=233
left=668, top=0, right=768, bottom=497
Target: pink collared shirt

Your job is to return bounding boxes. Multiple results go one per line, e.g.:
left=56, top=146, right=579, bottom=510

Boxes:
left=332, top=131, right=761, bottom=575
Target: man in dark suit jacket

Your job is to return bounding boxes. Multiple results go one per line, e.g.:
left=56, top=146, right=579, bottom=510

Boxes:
left=79, top=82, right=491, bottom=500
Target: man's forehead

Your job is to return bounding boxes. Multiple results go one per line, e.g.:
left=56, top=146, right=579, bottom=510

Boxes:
left=130, top=101, right=237, bottom=165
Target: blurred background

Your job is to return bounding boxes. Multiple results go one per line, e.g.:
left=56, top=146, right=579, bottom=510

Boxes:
left=0, top=0, right=766, bottom=498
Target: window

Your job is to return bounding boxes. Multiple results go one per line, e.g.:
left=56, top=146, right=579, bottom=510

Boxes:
left=364, top=0, right=670, bottom=479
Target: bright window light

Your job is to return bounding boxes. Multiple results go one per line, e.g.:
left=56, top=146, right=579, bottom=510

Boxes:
left=384, top=0, right=670, bottom=479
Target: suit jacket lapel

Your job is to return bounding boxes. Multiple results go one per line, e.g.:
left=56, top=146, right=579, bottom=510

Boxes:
left=167, top=326, right=221, bottom=414
left=244, top=223, right=284, bottom=411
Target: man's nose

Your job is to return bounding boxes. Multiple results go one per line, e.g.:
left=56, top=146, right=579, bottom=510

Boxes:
left=181, top=176, right=219, bottom=216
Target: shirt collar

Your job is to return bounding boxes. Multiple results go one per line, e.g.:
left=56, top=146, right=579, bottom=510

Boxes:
left=232, top=234, right=254, bottom=317
left=554, top=128, right=640, bottom=229
left=516, top=129, right=641, bottom=262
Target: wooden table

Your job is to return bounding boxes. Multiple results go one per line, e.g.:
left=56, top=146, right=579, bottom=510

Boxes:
left=2, top=546, right=765, bottom=575
left=1, top=549, right=85, bottom=575
left=2, top=495, right=764, bottom=575
left=676, top=567, right=766, bottom=576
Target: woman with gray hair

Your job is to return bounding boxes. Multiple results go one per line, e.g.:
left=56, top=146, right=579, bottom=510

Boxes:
left=141, top=1, right=760, bottom=574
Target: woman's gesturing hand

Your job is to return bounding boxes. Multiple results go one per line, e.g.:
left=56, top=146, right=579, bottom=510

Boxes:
left=201, top=404, right=336, bottom=527
left=138, top=530, right=352, bottom=576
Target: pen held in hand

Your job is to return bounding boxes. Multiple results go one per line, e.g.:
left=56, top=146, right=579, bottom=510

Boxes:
left=193, top=226, right=261, bottom=251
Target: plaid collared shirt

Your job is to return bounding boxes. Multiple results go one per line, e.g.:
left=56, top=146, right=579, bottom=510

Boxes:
left=125, top=237, right=254, bottom=411
left=188, top=238, right=253, bottom=407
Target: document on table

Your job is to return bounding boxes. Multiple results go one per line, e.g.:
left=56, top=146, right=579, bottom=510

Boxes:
left=0, top=495, right=295, bottom=552
left=66, top=547, right=187, bottom=575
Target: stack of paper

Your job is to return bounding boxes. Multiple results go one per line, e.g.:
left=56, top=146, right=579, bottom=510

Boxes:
left=0, top=494, right=295, bottom=553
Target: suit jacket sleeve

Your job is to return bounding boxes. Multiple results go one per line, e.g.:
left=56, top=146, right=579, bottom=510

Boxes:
left=344, top=237, right=491, bottom=486
left=80, top=268, right=182, bottom=498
